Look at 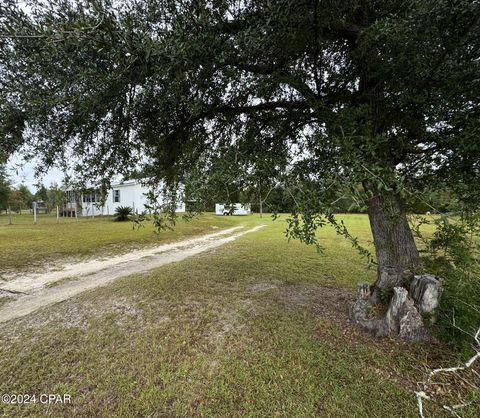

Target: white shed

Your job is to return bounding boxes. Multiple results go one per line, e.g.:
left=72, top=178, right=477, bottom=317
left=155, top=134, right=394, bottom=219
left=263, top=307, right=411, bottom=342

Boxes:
left=215, top=203, right=251, bottom=216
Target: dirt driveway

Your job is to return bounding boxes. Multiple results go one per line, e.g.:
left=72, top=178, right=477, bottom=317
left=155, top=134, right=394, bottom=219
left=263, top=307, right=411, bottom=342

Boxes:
left=0, top=225, right=265, bottom=323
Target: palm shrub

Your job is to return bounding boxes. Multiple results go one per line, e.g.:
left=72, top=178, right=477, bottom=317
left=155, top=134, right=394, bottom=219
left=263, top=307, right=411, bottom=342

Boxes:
left=113, top=206, right=133, bottom=222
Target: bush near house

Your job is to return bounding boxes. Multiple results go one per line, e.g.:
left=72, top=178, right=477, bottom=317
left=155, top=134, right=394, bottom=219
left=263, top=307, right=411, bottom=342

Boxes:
left=113, top=206, right=134, bottom=222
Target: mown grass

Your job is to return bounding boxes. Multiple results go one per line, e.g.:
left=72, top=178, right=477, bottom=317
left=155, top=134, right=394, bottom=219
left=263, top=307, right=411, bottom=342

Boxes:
left=0, top=213, right=256, bottom=275
left=0, top=214, right=470, bottom=417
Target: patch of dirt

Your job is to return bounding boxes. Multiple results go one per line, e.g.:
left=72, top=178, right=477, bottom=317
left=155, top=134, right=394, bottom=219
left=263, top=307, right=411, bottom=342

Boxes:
left=0, top=296, right=147, bottom=339
left=0, top=225, right=265, bottom=324
left=208, top=299, right=255, bottom=345
left=248, top=281, right=281, bottom=293
left=274, top=282, right=355, bottom=321
left=41, top=304, right=91, bottom=330
left=111, top=298, right=142, bottom=317
left=214, top=313, right=244, bottom=342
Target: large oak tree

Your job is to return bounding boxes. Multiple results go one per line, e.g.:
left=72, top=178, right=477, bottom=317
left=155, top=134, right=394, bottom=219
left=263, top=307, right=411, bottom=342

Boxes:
left=1, top=0, right=479, bottom=331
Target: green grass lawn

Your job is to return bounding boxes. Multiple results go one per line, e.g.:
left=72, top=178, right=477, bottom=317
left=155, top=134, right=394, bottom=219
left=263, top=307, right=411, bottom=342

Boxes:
left=0, top=213, right=258, bottom=276
left=0, top=214, right=474, bottom=417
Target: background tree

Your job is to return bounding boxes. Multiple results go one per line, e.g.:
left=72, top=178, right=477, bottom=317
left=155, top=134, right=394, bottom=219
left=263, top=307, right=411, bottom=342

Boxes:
left=0, top=164, right=10, bottom=213
left=17, top=184, right=33, bottom=210
left=34, top=183, right=48, bottom=203
left=7, top=188, right=25, bottom=213
left=0, top=0, right=479, bottom=339
left=45, top=182, right=65, bottom=210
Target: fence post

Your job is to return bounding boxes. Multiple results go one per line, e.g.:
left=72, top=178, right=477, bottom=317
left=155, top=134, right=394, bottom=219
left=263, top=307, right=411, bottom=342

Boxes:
left=56, top=206, right=59, bottom=223
left=33, top=202, right=37, bottom=224
left=8, top=206, right=12, bottom=225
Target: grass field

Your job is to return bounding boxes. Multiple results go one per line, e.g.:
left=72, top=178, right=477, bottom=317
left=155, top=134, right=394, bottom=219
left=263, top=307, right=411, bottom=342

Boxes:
left=0, top=214, right=476, bottom=417
left=0, top=213, right=253, bottom=275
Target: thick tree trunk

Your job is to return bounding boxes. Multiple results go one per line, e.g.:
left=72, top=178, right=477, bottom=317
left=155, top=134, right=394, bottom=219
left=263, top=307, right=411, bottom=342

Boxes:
left=367, top=192, right=420, bottom=304
left=349, top=191, right=440, bottom=342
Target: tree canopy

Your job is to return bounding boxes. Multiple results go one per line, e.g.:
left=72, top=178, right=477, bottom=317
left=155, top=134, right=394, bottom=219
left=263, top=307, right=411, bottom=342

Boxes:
left=1, top=0, right=478, bottom=205
left=0, top=164, right=10, bottom=211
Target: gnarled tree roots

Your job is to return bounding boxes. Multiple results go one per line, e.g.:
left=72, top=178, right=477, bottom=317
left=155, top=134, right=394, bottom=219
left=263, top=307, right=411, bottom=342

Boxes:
left=350, top=274, right=442, bottom=342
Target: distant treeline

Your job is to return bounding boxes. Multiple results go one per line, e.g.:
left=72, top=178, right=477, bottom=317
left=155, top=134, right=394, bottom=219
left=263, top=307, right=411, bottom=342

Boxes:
left=0, top=166, right=65, bottom=213
left=187, top=185, right=461, bottom=215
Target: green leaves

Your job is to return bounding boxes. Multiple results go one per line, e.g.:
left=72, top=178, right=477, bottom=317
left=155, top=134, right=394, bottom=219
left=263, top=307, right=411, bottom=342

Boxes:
left=0, top=0, right=478, bottom=262
left=113, top=205, right=134, bottom=222
left=418, top=213, right=480, bottom=355
left=0, top=164, right=10, bottom=211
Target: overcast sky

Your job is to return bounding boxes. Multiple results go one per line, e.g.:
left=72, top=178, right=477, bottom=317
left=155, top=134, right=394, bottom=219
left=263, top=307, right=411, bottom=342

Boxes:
left=7, top=154, right=65, bottom=192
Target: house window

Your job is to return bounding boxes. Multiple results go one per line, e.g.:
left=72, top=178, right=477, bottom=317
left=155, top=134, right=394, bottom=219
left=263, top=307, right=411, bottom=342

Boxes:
left=113, top=189, right=120, bottom=203
left=66, top=190, right=76, bottom=203
left=82, top=192, right=96, bottom=203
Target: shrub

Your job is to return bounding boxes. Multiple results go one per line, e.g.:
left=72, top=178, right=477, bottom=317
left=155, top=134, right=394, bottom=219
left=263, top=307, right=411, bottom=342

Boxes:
left=421, top=216, right=480, bottom=357
left=437, top=268, right=480, bottom=356
left=113, top=206, right=133, bottom=222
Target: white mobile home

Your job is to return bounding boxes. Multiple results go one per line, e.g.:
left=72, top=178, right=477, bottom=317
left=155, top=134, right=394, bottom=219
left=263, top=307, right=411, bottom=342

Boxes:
left=68, top=180, right=185, bottom=216
left=215, top=203, right=251, bottom=216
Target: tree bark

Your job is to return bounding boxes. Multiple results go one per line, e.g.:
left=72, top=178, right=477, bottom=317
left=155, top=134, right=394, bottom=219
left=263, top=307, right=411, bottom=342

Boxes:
left=349, top=192, right=439, bottom=341
left=367, top=192, right=420, bottom=304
